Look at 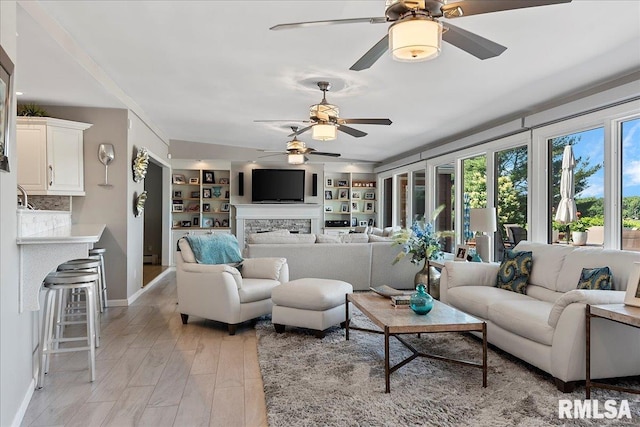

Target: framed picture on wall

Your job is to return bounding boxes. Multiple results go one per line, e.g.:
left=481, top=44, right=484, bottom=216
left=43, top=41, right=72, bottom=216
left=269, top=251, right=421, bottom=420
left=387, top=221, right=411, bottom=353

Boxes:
left=203, top=170, right=215, bottom=184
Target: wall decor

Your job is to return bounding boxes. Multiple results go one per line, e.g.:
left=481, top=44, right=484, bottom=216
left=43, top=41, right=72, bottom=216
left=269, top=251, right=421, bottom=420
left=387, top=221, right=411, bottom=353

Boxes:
left=134, top=191, right=148, bottom=217
left=221, top=203, right=230, bottom=212
left=172, top=174, right=186, bottom=184
left=203, top=170, right=215, bottom=184
left=0, top=45, right=15, bottom=173
left=132, top=146, right=149, bottom=182
left=98, top=143, right=115, bottom=186
left=203, top=203, right=211, bottom=212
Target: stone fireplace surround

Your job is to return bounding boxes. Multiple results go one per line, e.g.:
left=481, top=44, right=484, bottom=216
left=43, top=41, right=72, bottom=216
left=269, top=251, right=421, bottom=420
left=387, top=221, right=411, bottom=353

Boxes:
left=234, top=204, right=322, bottom=246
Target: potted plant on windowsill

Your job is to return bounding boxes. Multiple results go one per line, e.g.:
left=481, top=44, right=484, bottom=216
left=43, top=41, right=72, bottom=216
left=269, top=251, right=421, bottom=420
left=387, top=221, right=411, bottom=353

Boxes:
left=570, top=219, right=589, bottom=246
left=552, top=220, right=566, bottom=243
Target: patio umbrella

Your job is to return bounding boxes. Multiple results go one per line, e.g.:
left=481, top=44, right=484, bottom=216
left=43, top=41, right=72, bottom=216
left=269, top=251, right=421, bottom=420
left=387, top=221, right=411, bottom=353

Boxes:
left=555, top=145, right=577, bottom=224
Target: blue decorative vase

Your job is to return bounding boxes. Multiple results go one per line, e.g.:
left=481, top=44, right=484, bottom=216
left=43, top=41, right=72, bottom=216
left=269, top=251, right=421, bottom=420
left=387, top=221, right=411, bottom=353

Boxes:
left=410, top=284, right=434, bottom=315
left=212, top=186, right=222, bottom=198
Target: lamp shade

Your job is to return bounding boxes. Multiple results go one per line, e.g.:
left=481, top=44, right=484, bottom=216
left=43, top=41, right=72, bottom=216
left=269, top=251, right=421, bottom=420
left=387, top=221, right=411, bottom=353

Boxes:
left=287, top=153, right=305, bottom=165
left=312, top=124, right=337, bottom=141
left=470, top=208, right=497, bottom=233
left=389, top=18, right=442, bottom=62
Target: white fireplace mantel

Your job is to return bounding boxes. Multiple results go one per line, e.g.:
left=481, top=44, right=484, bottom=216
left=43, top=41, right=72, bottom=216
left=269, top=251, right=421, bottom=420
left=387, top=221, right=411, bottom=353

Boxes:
left=235, top=203, right=322, bottom=245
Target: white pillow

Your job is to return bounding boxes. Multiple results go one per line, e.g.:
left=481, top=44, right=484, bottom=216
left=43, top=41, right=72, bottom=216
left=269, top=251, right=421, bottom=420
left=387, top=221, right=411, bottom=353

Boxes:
left=370, top=227, right=384, bottom=236
left=369, top=234, right=393, bottom=242
left=383, top=226, right=401, bottom=237
left=341, top=233, right=369, bottom=244
left=242, top=257, right=287, bottom=280
left=353, top=226, right=369, bottom=234
left=316, top=234, right=343, bottom=243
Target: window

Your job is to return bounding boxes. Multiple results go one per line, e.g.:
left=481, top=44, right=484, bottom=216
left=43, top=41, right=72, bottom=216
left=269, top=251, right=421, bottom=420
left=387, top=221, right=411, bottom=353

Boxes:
left=495, top=145, right=528, bottom=254
left=396, top=173, right=408, bottom=228
left=412, top=170, right=425, bottom=221
left=435, top=164, right=454, bottom=253
left=622, top=117, right=640, bottom=251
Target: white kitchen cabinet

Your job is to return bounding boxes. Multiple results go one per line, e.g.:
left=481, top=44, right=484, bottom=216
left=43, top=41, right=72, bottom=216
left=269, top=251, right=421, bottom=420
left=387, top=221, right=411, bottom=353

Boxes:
left=17, top=117, right=92, bottom=196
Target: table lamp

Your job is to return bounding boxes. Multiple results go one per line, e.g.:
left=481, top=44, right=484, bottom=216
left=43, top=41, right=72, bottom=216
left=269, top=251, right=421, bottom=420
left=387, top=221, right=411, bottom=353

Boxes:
left=470, top=207, right=497, bottom=262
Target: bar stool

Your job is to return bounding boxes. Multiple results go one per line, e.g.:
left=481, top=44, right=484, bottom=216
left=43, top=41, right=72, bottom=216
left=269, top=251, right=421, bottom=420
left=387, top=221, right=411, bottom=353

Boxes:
left=57, top=259, right=102, bottom=347
left=89, top=247, right=108, bottom=311
left=38, top=271, right=99, bottom=388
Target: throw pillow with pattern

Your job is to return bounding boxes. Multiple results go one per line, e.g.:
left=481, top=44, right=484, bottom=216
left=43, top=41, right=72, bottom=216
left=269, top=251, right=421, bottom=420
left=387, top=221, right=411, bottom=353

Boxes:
left=496, top=250, right=532, bottom=294
left=577, top=267, right=612, bottom=290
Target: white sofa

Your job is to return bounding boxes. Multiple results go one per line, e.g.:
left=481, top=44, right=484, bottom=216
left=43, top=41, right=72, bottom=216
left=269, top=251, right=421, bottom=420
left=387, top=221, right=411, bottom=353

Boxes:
left=176, top=238, right=289, bottom=334
left=246, top=237, right=420, bottom=291
left=440, top=241, right=640, bottom=391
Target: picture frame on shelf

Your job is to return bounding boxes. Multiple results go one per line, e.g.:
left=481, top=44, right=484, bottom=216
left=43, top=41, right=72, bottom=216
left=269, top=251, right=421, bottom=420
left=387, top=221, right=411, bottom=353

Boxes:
left=351, top=217, right=357, bottom=227
left=173, top=190, right=182, bottom=198
left=222, top=219, right=229, bottom=227
left=172, top=204, right=184, bottom=212
left=224, top=190, right=230, bottom=199
left=368, top=218, right=374, bottom=226
left=337, top=180, right=348, bottom=187
left=203, top=170, right=215, bottom=184
left=455, top=245, right=469, bottom=261
left=214, top=219, right=222, bottom=227
left=326, top=178, right=333, bottom=187
left=324, top=190, right=333, bottom=200
left=359, top=220, right=368, bottom=227
left=351, top=202, right=359, bottom=212
left=340, top=203, right=349, bottom=213
left=189, top=177, right=199, bottom=185
left=203, top=203, right=211, bottom=212
left=202, top=188, right=212, bottom=198
left=181, top=220, right=192, bottom=228
left=221, top=203, right=230, bottom=212
left=193, top=217, right=199, bottom=226
left=187, top=204, right=199, bottom=212
left=190, top=191, right=199, bottom=198
left=203, top=218, right=213, bottom=227
left=218, top=178, right=229, bottom=184
left=364, top=192, right=375, bottom=200
left=351, top=191, right=360, bottom=199
left=324, top=206, right=333, bottom=213
left=172, top=174, right=186, bottom=184
left=364, top=202, right=374, bottom=213
left=624, top=262, right=640, bottom=307
left=338, top=189, right=349, bottom=200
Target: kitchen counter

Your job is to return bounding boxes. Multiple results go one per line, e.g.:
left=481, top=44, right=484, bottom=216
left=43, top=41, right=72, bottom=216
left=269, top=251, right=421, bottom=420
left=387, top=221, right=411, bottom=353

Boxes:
left=17, top=221, right=106, bottom=312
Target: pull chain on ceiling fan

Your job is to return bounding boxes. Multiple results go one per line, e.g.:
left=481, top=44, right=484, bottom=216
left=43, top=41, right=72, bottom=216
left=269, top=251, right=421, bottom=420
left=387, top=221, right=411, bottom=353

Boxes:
left=255, top=81, right=392, bottom=140
left=270, top=0, right=572, bottom=70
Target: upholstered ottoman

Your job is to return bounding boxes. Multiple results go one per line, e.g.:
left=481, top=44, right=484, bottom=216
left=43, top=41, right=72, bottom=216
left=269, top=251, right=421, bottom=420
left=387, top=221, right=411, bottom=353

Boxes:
left=272, top=278, right=353, bottom=338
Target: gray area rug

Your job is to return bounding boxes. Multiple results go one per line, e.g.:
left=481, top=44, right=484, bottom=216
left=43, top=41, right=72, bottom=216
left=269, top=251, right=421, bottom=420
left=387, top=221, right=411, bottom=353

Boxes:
left=256, top=309, right=640, bottom=427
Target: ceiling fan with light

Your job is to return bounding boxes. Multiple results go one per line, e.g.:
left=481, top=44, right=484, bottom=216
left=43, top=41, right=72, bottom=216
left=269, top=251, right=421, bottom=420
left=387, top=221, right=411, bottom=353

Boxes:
left=260, top=127, right=342, bottom=164
left=271, top=0, right=571, bottom=70
left=255, top=81, right=392, bottom=141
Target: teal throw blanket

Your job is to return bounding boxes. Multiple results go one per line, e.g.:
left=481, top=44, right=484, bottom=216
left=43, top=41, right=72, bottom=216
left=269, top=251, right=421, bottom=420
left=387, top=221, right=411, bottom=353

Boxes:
left=185, top=234, right=243, bottom=265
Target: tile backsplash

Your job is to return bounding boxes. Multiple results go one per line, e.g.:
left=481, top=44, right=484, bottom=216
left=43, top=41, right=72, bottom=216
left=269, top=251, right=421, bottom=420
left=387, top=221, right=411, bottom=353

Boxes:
left=28, top=196, right=71, bottom=211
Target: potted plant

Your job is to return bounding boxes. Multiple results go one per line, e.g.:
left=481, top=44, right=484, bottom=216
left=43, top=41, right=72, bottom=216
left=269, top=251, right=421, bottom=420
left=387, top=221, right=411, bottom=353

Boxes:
left=551, top=221, right=566, bottom=243
left=570, top=219, right=589, bottom=246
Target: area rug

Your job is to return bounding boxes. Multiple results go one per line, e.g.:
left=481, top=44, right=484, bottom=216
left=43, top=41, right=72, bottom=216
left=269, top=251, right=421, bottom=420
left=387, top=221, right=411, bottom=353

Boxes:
left=256, top=310, right=639, bottom=427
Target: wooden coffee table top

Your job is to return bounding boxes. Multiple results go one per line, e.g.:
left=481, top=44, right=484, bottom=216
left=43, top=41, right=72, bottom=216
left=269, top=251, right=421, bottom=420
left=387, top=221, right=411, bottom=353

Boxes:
left=348, top=292, right=484, bottom=335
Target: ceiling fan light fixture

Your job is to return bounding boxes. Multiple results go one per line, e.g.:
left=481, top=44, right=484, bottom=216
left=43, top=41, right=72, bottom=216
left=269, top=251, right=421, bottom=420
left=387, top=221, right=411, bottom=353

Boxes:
left=389, top=17, right=442, bottom=62
left=309, top=103, right=339, bottom=122
left=288, top=153, right=306, bottom=164
left=312, top=123, right=337, bottom=141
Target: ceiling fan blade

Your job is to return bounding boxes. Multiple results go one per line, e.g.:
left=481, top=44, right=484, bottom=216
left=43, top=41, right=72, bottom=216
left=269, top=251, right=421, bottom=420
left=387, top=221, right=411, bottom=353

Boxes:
left=254, top=119, right=309, bottom=123
left=442, top=22, right=507, bottom=59
left=339, top=118, right=392, bottom=126
left=338, top=125, right=367, bottom=138
left=350, top=34, right=389, bottom=71
left=270, top=17, right=386, bottom=31
left=288, top=125, right=313, bottom=137
left=312, top=152, right=341, bottom=157
left=441, top=0, right=571, bottom=19
left=258, top=153, right=285, bottom=159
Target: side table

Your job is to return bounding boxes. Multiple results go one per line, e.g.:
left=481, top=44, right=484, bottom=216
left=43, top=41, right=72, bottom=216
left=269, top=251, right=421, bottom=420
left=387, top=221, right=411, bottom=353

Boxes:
left=586, top=304, right=640, bottom=398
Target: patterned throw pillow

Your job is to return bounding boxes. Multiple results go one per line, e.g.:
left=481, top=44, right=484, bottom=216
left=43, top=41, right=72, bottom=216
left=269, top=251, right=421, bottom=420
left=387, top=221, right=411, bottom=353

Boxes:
left=577, top=267, right=612, bottom=290
left=496, top=250, right=532, bottom=294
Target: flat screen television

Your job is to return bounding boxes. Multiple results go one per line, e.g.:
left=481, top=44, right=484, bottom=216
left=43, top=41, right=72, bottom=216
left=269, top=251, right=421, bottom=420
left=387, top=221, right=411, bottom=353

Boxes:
left=252, top=169, right=305, bottom=203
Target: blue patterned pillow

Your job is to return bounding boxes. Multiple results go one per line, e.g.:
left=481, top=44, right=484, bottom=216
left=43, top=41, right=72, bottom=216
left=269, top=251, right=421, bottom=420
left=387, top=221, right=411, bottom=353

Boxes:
left=496, top=250, right=532, bottom=294
left=577, top=267, right=612, bottom=290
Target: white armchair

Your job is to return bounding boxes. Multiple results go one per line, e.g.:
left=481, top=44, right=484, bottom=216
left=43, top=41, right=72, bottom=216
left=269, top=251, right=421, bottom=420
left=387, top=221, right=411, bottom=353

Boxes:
left=176, top=238, right=289, bottom=335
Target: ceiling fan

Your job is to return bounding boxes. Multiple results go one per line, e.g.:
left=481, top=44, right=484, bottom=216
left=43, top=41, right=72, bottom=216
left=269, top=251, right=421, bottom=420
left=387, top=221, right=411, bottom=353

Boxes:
left=271, top=0, right=572, bottom=70
left=260, top=127, right=342, bottom=164
left=255, top=81, right=392, bottom=140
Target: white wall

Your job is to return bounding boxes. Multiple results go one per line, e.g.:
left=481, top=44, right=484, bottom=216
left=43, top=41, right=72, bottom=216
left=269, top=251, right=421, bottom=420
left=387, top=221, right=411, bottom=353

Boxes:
left=1, top=2, right=36, bottom=426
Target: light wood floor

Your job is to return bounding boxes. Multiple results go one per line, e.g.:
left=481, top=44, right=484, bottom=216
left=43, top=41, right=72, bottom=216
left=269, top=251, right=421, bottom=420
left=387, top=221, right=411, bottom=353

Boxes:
left=21, top=271, right=268, bottom=427
left=142, top=264, right=169, bottom=287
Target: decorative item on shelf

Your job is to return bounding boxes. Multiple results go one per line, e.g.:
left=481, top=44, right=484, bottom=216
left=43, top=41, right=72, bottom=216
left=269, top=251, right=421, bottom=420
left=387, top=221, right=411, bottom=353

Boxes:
left=173, top=190, right=182, bottom=198
left=364, top=202, right=374, bottom=213
left=218, top=178, right=229, bottom=184
left=351, top=202, right=359, bottom=212
left=392, top=205, right=453, bottom=290
left=203, top=218, right=213, bottom=227
left=409, top=284, right=434, bottom=315
left=212, top=186, right=222, bottom=198
left=325, top=206, right=333, bottom=213
left=214, top=219, right=222, bottom=227
left=193, top=217, right=199, bottom=226
left=134, top=191, right=148, bottom=217
left=221, top=203, right=230, bottom=212
left=224, top=190, right=230, bottom=199
left=1, top=46, right=15, bottom=173
left=455, top=245, right=469, bottom=261
left=325, top=190, right=333, bottom=200
left=189, top=177, right=199, bottom=184
left=222, top=219, right=229, bottom=227
left=172, top=174, right=186, bottom=184
left=203, top=203, right=211, bottom=212
left=359, top=220, right=368, bottom=227
left=337, top=180, right=348, bottom=187
left=17, top=102, right=47, bottom=117
left=340, top=203, right=349, bottom=213
left=190, top=191, right=199, bottom=198
left=187, top=204, right=199, bottom=212
left=202, top=188, right=212, bottom=198
left=338, top=189, right=349, bottom=200
left=203, top=170, right=215, bottom=184
left=326, top=178, right=332, bottom=187
left=351, top=217, right=357, bottom=227
left=132, top=147, right=149, bottom=182
left=181, top=220, right=192, bottom=228
left=364, top=192, right=375, bottom=200
left=172, top=203, right=184, bottom=212
left=98, top=143, right=115, bottom=187
left=352, top=191, right=361, bottom=199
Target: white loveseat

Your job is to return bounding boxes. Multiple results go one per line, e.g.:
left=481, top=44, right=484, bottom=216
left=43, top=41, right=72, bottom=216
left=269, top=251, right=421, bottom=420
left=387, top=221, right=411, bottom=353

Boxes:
left=440, top=241, right=640, bottom=391
left=176, top=238, right=289, bottom=334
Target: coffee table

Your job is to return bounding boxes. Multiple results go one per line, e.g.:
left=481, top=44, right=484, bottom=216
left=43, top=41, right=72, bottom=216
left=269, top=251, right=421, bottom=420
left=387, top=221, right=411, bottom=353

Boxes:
left=346, top=292, right=487, bottom=393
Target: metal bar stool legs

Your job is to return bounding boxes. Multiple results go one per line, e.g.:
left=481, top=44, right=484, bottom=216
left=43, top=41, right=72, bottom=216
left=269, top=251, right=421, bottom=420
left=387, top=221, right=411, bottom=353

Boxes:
left=89, top=248, right=108, bottom=311
left=38, top=271, right=99, bottom=388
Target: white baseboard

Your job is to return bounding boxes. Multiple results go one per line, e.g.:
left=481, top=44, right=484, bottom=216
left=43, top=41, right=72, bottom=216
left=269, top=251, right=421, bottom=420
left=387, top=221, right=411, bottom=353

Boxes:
left=106, top=299, right=128, bottom=307
left=12, top=378, right=36, bottom=427
left=106, top=267, right=175, bottom=307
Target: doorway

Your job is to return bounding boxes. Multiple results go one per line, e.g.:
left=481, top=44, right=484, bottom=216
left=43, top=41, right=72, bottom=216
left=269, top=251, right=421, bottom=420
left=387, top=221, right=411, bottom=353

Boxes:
left=143, top=160, right=167, bottom=286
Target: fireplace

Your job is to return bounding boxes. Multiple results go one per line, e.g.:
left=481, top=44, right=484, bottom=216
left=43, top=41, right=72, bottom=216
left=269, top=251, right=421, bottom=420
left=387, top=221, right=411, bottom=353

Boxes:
left=234, top=204, right=322, bottom=246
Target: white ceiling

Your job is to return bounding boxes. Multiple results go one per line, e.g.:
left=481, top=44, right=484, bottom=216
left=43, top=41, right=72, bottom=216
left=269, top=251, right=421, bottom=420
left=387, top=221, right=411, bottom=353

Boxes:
left=15, top=1, right=640, bottom=163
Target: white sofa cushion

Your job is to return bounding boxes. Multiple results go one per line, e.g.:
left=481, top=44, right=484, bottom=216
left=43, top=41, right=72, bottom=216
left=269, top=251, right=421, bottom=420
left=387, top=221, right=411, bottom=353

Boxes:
left=247, top=233, right=317, bottom=244
left=272, top=278, right=353, bottom=311
left=241, top=257, right=287, bottom=281
left=341, top=233, right=369, bottom=243
left=316, top=234, right=342, bottom=243
left=515, top=241, right=574, bottom=291
left=178, top=238, right=197, bottom=263
left=558, top=248, right=640, bottom=292
left=525, top=285, right=563, bottom=304
left=446, top=286, right=531, bottom=319
left=489, top=300, right=555, bottom=346
left=238, top=278, right=280, bottom=303
left=441, top=261, right=501, bottom=289
left=368, top=234, right=392, bottom=242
